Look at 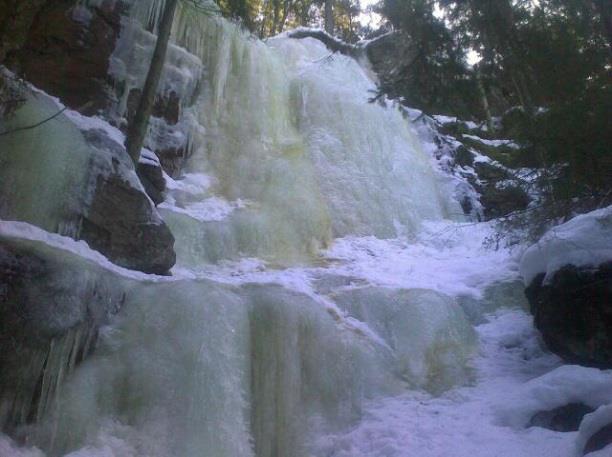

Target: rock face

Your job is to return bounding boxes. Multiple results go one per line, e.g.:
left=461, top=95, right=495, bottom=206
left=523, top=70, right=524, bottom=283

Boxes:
left=0, top=234, right=128, bottom=430
left=0, top=0, right=48, bottom=62
left=365, top=31, right=418, bottom=99
left=525, top=262, right=612, bottom=368
left=2, top=0, right=127, bottom=115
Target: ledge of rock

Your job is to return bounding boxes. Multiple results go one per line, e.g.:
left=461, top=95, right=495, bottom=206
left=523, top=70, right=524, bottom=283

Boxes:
left=0, top=233, right=129, bottom=430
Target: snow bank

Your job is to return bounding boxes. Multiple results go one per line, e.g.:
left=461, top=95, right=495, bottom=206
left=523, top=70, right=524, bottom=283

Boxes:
left=462, top=133, right=520, bottom=149
left=519, top=206, right=612, bottom=285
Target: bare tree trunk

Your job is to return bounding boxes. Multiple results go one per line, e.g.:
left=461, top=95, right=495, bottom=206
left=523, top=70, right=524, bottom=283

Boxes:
left=278, top=0, right=292, bottom=33
left=271, top=0, right=280, bottom=35
left=125, top=0, right=178, bottom=164
left=476, top=68, right=494, bottom=132
left=324, top=0, right=334, bottom=35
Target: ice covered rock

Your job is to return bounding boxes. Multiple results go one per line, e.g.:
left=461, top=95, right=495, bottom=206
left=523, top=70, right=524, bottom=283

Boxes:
left=0, top=227, right=129, bottom=432
left=0, top=88, right=176, bottom=274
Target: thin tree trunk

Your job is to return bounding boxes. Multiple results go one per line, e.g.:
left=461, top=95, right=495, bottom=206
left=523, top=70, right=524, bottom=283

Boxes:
left=271, top=0, right=280, bottom=35
left=125, top=0, right=178, bottom=164
left=476, top=69, right=494, bottom=132
left=278, top=0, right=291, bottom=33
left=324, top=0, right=334, bottom=35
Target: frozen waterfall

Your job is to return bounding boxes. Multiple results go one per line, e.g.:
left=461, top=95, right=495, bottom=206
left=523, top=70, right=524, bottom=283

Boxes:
left=2, top=2, right=605, bottom=457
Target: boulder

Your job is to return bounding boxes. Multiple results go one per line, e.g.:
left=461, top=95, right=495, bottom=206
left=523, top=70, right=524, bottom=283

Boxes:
left=584, top=423, right=612, bottom=455
left=79, top=128, right=175, bottom=274
left=525, top=262, right=612, bottom=368
left=521, top=206, right=612, bottom=368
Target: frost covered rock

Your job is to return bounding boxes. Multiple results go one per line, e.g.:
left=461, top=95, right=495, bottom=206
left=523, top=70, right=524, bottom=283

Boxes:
left=521, top=206, right=612, bottom=368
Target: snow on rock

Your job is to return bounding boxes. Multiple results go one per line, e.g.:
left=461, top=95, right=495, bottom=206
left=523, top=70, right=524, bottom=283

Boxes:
left=520, top=205, right=612, bottom=285
left=496, top=365, right=612, bottom=428
left=462, top=133, right=520, bottom=149
left=0, top=220, right=156, bottom=281
left=577, top=405, right=612, bottom=456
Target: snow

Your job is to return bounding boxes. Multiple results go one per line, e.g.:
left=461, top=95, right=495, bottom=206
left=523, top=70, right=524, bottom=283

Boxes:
left=0, top=436, right=44, bottom=457
left=433, top=114, right=458, bottom=125
left=139, top=148, right=160, bottom=166
left=323, top=220, right=519, bottom=298
left=160, top=196, right=247, bottom=222
left=462, top=133, right=520, bottom=149
left=520, top=205, right=612, bottom=285
left=497, top=365, right=612, bottom=428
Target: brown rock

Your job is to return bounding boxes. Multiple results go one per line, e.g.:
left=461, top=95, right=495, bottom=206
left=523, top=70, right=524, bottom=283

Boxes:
left=4, top=0, right=128, bottom=115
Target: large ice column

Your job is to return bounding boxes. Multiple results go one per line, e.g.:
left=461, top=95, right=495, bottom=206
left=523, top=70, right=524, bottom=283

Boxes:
left=24, top=279, right=400, bottom=457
